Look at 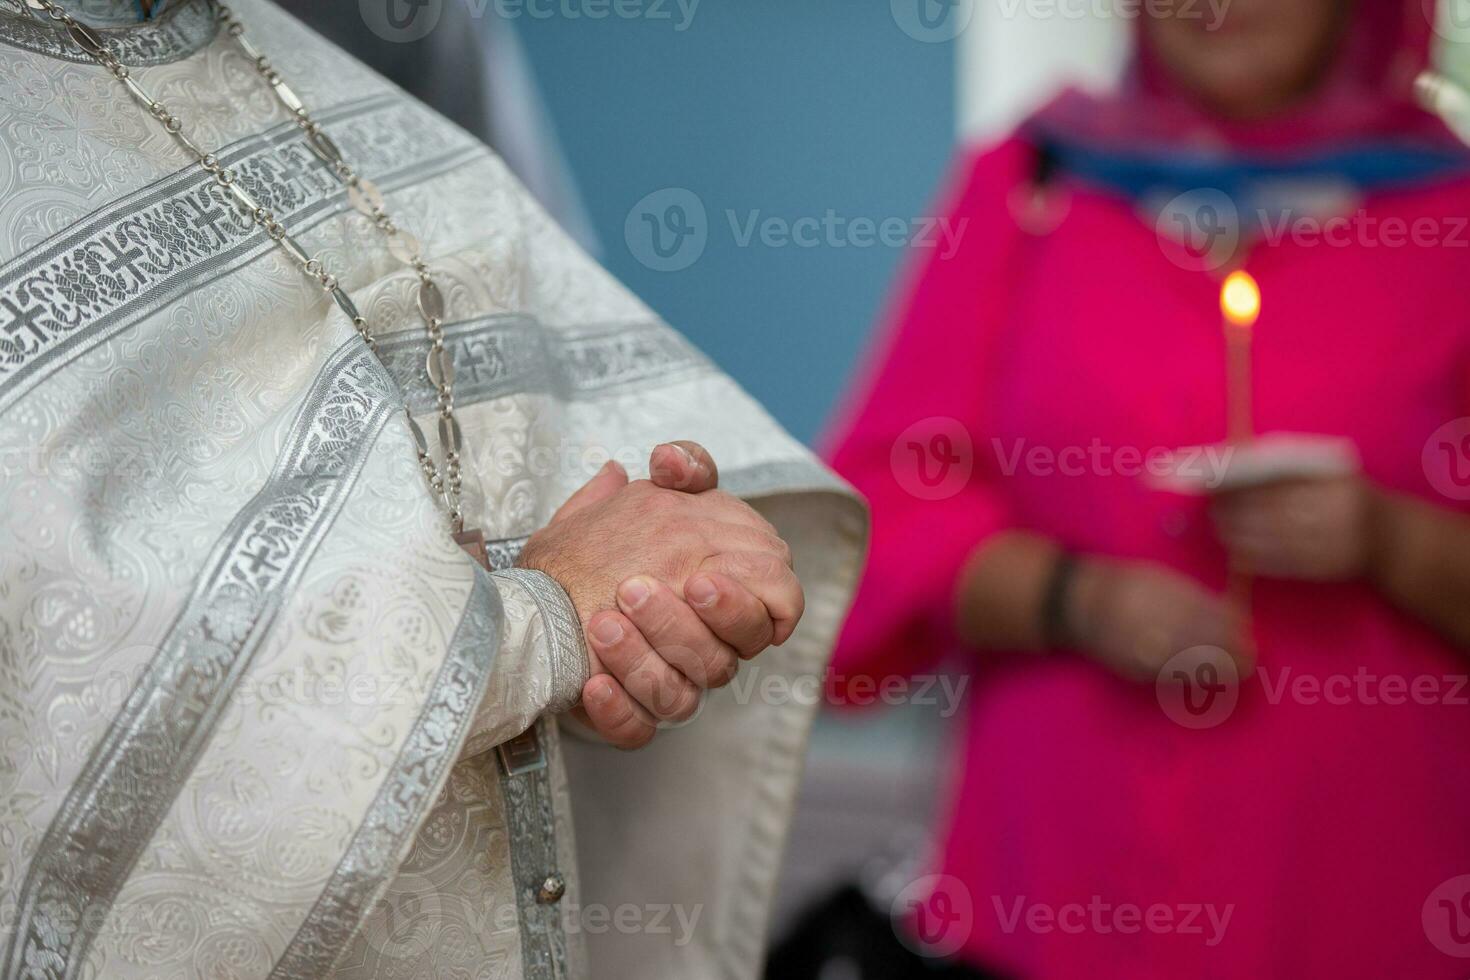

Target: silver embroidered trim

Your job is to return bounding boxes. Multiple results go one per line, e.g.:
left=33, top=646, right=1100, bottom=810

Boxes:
left=494, top=569, right=587, bottom=717
left=0, top=95, right=481, bottom=415
left=500, top=720, right=568, bottom=980
left=377, top=315, right=712, bottom=412
left=718, top=459, right=852, bottom=499
left=269, top=570, right=504, bottom=979
left=2, top=340, right=400, bottom=980
left=0, top=0, right=219, bottom=64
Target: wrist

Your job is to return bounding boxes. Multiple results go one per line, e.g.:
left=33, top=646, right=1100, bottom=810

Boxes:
left=1364, top=485, right=1409, bottom=590
left=1040, top=552, right=1082, bottom=648
left=1061, top=556, right=1110, bottom=652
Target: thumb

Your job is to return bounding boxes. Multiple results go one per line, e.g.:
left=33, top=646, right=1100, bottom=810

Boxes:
left=649, top=440, right=719, bottom=494
left=551, top=460, right=628, bottom=524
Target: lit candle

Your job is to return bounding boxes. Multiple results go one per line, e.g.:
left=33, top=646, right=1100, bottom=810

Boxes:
left=1219, top=269, right=1261, bottom=619
left=1220, top=270, right=1261, bottom=445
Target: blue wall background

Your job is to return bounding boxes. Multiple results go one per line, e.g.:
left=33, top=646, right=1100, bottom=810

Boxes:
left=516, top=3, right=957, bottom=444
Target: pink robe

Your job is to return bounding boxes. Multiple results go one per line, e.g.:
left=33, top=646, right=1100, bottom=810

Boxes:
left=826, top=137, right=1470, bottom=978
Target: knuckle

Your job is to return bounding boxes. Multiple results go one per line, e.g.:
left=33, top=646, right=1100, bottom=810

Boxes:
left=633, top=601, right=680, bottom=640
left=733, top=611, right=775, bottom=654
left=651, top=678, right=699, bottom=721
left=668, top=646, right=715, bottom=688
left=618, top=726, right=656, bottom=751
left=667, top=690, right=701, bottom=722
left=671, top=643, right=724, bottom=690
left=599, top=701, right=635, bottom=735
left=745, top=550, right=788, bottom=581
left=707, top=653, right=739, bottom=689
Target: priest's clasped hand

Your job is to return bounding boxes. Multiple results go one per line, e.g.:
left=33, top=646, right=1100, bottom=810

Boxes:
left=518, top=441, right=803, bottom=750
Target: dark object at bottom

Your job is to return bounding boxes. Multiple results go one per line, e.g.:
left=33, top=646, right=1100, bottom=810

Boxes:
left=765, top=885, right=1007, bottom=980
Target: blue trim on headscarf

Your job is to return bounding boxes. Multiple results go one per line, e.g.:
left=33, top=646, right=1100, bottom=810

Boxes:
left=1033, top=135, right=1470, bottom=202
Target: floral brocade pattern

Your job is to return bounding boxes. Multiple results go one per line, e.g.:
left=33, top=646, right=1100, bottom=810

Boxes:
left=3, top=343, right=400, bottom=980
left=0, top=0, right=220, bottom=66
left=0, top=1, right=856, bottom=977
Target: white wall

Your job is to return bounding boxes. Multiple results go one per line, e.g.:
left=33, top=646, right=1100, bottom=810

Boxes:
left=958, top=4, right=1131, bottom=142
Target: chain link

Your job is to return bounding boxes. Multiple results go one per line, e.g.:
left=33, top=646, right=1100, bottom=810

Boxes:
left=45, top=0, right=472, bottom=533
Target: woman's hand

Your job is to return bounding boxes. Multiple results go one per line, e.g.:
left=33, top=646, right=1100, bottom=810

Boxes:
left=1211, top=476, right=1381, bottom=581
left=1212, top=475, right=1470, bottom=651
left=1067, top=558, right=1254, bottom=682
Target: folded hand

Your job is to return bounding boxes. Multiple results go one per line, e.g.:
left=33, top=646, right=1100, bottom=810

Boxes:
left=518, top=441, right=803, bottom=749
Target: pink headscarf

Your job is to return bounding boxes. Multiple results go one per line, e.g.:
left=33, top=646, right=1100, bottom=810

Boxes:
left=1030, top=0, right=1464, bottom=157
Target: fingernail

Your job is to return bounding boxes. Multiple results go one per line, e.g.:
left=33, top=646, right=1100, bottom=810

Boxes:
left=686, top=576, right=718, bottom=607
left=674, top=444, right=698, bottom=468
left=592, top=617, right=624, bottom=645
left=586, top=678, right=613, bottom=705
left=618, top=578, right=651, bottom=609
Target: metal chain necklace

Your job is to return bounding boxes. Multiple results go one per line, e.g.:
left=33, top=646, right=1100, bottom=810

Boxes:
left=32, top=0, right=495, bottom=566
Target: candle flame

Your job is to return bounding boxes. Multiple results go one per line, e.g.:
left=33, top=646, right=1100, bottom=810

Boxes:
left=1221, top=270, right=1261, bottom=329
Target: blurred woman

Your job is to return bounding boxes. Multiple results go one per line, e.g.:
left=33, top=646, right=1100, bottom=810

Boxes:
left=827, top=0, right=1470, bottom=976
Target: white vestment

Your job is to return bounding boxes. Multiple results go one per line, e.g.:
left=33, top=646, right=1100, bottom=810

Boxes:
left=0, top=2, right=868, bottom=977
